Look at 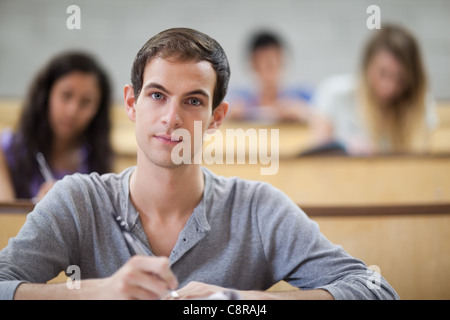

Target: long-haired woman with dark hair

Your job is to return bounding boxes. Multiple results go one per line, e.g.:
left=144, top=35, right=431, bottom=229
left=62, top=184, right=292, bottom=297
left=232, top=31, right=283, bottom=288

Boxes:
left=0, top=51, right=114, bottom=201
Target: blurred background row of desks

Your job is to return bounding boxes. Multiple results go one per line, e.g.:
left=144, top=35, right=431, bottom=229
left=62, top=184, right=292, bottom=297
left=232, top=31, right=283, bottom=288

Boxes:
left=1, top=201, right=449, bottom=300
left=112, top=103, right=450, bottom=157
left=2, top=100, right=450, bottom=156
left=116, top=154, right=450, bottom=206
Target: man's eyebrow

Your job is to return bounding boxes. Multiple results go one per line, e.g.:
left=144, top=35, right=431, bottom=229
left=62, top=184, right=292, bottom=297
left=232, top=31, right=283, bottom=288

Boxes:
left=185, top=89, right=210, bottom=99
left=142, top=82, right=210, bottom=99
left=142, top=82, right=171, bottom=94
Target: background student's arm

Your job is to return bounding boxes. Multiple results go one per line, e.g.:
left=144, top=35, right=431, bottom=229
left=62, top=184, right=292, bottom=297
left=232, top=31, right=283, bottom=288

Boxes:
left=308, top=111, right=335, bottom=145
left=34, top=180, right=56, bottom=202
left=0, top=147, right=15, bottom=201
left=308, top=76, right=343, bottom=146
left=419, top=92, right=440, bottom=153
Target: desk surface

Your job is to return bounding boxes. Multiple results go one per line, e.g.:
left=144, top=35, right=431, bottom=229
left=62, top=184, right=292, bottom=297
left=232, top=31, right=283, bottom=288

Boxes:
left=313, top=212, right=450, bottom=299
left=0, top=200, right=34, bottom=213
left=206, top=154, right=450, bottom=205
left=113, top=154, right=450, bottom=205
left=1, top=201, right=449, bottom=299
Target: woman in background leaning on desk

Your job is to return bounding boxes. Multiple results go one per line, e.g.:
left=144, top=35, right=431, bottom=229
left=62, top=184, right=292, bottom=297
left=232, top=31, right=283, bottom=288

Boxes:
left=310, top=24, right=439, bottom=156
left=0, top=51, right=114, bottom=202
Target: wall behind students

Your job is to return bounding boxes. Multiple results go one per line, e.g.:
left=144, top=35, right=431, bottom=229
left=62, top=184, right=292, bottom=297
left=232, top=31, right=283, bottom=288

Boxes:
left=0, top=0, right=449, bottom=102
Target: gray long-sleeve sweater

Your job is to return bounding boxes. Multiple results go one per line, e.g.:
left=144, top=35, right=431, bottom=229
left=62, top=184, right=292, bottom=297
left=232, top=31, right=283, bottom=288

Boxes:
left=0, top=166, right=399, bottom=299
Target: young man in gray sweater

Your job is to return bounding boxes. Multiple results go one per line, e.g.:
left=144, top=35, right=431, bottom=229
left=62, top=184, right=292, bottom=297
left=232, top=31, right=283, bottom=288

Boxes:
left=0, top=28, right=398, bottom=300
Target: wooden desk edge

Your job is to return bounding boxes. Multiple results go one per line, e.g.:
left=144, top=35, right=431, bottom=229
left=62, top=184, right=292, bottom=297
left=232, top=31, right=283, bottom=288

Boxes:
left=301, top=203, right=450, bottom=216
left=0, top=200, right=35, bottom=213
left=1, top=201, right=449, bottom=216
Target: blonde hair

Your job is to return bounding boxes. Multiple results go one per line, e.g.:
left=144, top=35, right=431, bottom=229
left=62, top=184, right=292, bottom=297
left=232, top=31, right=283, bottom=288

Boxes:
left=359, top=24, right=428, bottom=152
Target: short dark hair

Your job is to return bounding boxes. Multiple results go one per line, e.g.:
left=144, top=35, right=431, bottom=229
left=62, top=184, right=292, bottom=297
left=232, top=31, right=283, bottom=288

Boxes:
left=249, top=31, right=283, bottom=54
left=131, top=28, right=231, bottom=110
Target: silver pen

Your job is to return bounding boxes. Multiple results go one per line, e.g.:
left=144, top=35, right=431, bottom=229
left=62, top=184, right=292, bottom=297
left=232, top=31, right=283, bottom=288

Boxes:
left=113, top=214, right=179, bottom=299
left=36, top=152, right=55, bottom=182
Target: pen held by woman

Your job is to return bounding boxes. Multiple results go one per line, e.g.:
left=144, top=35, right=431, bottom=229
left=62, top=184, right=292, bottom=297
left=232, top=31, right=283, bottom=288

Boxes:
left=32, top=152, right=56, bottom=203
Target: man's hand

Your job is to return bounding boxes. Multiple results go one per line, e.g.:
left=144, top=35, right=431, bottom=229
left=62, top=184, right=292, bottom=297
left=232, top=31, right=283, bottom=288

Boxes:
left=162, top=281, right=333, bottom=300
left=163, top=281, right=272, bottom=300
left=163, top=281, right=225, bottom=300
left=84, top=255, right=178, bottom=299
left=33, top=180, right=56, bottom=203
left=15, top=256, right=178, bottom=300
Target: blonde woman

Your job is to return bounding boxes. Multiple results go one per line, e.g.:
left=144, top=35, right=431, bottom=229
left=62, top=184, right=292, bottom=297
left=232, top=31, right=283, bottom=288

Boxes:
left=311, top=24, right=438, bottom=155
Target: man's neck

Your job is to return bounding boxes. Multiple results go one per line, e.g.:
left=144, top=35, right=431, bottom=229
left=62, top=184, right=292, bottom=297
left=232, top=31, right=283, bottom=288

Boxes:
left=129, top=156, right=205, bottom=223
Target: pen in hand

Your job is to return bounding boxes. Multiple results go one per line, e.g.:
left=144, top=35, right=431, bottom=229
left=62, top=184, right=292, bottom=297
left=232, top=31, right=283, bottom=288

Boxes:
left=32, top=152, right=56, bottom=203
left=36, top=152, right=55, bottom=182
left=113, top=214, right=179, bottom=299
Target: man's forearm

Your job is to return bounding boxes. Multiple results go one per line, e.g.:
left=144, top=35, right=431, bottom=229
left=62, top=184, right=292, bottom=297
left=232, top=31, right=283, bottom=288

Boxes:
left=240, top=288, right=334, bottom=300
left=14, top=280, right=100, bottom=300
left=268, top=289, right=334, bottom=300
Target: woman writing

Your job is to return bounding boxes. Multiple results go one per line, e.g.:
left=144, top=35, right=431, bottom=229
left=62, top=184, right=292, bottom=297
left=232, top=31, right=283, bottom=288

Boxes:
left=311, top=24, right=438, bottom=155
left=0, top=51, right=114, bottom=201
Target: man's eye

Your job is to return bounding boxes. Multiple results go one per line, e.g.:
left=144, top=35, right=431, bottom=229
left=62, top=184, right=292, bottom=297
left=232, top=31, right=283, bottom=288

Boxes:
left=151, top=92, right=164, bottom=100
left=188, top=98, right=202, bottom=106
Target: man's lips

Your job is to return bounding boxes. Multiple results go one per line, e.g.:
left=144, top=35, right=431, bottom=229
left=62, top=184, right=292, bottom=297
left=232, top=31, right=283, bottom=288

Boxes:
left=154, top=134, right=183, bottom=144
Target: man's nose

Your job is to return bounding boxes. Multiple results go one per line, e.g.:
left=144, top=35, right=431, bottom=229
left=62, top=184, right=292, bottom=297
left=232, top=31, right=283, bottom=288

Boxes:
left=161, top=101, right=183, bottom=127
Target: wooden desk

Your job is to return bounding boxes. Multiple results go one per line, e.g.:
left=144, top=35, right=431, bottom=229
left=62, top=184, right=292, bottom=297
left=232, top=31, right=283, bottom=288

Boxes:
left=436, top=102, right=450, bottom=126
left=207, top=155, right=450, bottom=205
left=114, top=154, right=450, bottom=205
left=271, top=203, right=450, bottom=300
left=311, top=208, right=450, bottom=300
left=0, top=200, right=34, bottom=214
left=0, top=201, right=31, bottom=252
left=1, top=201, right=449, bottom=299
left=0, top=213, right=27, bottom=249
left=430, top=127, right=450, bottom=153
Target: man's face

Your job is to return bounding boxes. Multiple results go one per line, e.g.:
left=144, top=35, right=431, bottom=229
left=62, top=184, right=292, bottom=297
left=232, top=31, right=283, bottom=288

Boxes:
left=128, top=57, right=219, bottom=168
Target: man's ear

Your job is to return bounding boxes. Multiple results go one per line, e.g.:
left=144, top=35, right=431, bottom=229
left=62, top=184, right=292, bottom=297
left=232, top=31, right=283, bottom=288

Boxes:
left=124, top=84, right=137, bottom=122
left=207, top=101, right=229, bottom=133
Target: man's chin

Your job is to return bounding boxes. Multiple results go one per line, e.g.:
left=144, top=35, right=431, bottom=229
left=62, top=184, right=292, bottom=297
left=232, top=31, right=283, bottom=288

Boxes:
left=154, top=159, right=186, bottom=169
left=147, top=154, right=191, bottom=169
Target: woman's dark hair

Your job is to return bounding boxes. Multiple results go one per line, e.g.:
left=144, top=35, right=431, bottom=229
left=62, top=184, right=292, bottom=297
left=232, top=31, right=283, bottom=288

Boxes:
left=131, top=27, right=230, bottom=110
left=10, top=51, right=113, bottom=198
